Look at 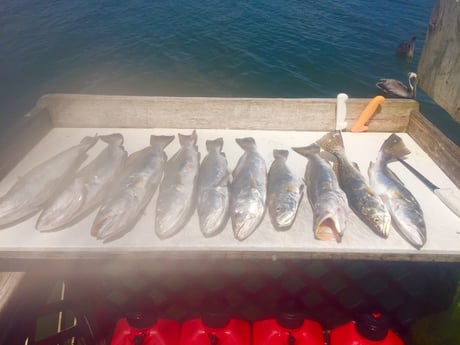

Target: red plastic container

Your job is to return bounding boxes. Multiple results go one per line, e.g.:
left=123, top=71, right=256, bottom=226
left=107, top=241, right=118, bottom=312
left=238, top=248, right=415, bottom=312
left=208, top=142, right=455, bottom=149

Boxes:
left=110, top=312, right=180, bottom=345
left=179, top=317, right=251, bottom=345
left=329, top=313, right=404, bottom=345
left=253, top=315, right=324, bottom=345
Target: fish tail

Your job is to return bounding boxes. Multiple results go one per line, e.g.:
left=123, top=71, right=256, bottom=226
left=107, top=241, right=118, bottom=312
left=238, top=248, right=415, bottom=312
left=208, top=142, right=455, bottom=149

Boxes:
left=235, top=137, right=256, bottom=151
left=292, top=143, right=321, bottom=158
left=99, top=133, right=124, bottom=146
left=150, top=135, right=175, bottom=150
left=273, top=149, right=289, bottom=160
left=178, top=130, right=198, bottom=147
left=316, top=131, right=344, bottom=154
left=80, top=135, right=99, bottom=149
left=206, top=137, right=224, bottom=153
left=380, top=133, right=411, bottom=162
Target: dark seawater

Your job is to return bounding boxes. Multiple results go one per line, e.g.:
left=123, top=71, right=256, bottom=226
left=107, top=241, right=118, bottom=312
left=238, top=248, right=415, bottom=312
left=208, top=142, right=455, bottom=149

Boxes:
left=1, top=0, right=458, bottom=142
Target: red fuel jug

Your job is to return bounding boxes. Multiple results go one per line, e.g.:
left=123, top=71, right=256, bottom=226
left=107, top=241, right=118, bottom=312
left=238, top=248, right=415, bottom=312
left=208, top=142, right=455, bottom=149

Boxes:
left=329, top=313, right=404, bottom=345
left=253, top=311, right=324, bottom=345
left=179, top=314, right=251, bottom=345
left=180, top=296, right=251, bottom=345
left=110, top=312, right=180, bottom=345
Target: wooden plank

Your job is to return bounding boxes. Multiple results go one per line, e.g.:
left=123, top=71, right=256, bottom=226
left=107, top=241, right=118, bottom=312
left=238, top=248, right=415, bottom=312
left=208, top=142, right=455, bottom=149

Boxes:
left=407, top=110, right=460, bottom=189
left=0, top=107, right=52, bottom=180
left=418, top=0, right=460, bottom=122
left=0, top=272, right=26, bottom=344
left=37, top=94, right=417, bottom=132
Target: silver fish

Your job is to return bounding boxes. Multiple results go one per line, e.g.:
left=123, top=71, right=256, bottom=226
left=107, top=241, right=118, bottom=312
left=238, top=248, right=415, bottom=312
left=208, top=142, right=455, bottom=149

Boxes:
left=196, top=138, right=230, bottom=237
left=0, top=136, right=98, bottom=228
left=155, top=130, right=200, bottom=239
left=92, top=135, right=174, bottom=242
left=36, top=134, right=128, bottom=232
left=369, top=134, right=426, bottom=249
left=292, top=144, right=347, bottom=241
left=316, top=131, right=391, bottom=238
left=267, top=149, right=304, bottom=231
left=229, top=137, right=267, bottom=241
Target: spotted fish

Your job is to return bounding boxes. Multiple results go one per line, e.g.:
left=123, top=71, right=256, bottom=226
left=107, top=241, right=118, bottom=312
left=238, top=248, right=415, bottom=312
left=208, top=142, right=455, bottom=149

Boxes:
left=229, top=137, right=267, bottom=241
left=92, top=135, right=174, bottom=242
left=37, top=133, right=127, bottom=231
left=155, top=130, right=200, bottom=239
left=316, top=131, right=391, bottom=238
left=369, top=133, right=426, bottom=248
left=196, top=137, right=230, bottom=237
left=267, top=149, right=304, bottom=231
left=292, top=143, right=347, bottom=241
left=0, top=136, right=98, bottom=228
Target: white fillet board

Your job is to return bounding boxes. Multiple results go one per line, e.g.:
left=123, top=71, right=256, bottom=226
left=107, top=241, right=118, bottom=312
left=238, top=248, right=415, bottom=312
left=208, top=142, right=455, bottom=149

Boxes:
left=0, top=127, right=459, bottom=260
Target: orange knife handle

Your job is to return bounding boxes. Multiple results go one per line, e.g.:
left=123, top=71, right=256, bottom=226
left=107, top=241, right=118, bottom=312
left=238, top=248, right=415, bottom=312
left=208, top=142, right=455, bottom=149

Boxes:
left=351, top=96, right=385, bottom=132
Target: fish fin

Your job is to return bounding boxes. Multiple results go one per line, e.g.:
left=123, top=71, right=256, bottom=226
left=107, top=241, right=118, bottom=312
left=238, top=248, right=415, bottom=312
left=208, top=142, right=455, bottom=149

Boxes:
left=352, top=162, right=360, bottom=172
left=150, top=135, right=175, bottom=150
left=178, top=130, right=197, bottom=147
left=235, top=137, right=256, bottom=151
left=80, top=135, right=99, bottom=149
left=273, top=149, right=289, bottom=160
left=292, top=143, right=320, bottom=158
left=99, top=133, right=124, bottom=145
left=316, top=130, right=344, bottom=154
left=177, top=174, right=184, bottom=185
left=332, top=162, right=340, bottom=178
left=206, top=137, right=224, bottom=153
left=387, top=167, right=405, bottom=186
left=249, top=175, right=257, bottom=189
left=318, top=150, right=336, bottom=163
left=380, top=133, right=411, bottom=162
left=299, top=184, right=305, bottom=202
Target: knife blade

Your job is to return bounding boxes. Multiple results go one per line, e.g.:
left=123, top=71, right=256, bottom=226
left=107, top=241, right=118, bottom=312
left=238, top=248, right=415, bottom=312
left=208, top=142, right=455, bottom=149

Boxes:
left=397, top=158, right=460, bottom=218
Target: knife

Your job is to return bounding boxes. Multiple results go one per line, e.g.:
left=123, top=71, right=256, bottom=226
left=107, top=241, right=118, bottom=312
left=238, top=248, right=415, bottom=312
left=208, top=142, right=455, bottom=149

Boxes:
left=396, top=158, right=460, bottom=217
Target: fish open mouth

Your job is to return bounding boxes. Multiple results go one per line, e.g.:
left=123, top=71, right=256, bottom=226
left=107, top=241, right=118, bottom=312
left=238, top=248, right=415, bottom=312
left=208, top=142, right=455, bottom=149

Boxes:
left=315, top=217, right=343, bottom=242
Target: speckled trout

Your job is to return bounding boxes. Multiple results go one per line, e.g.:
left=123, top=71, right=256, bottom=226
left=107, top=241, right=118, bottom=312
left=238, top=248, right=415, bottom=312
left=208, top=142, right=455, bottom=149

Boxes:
left=0, top=135, right=98, bottom=228
left=292, top=144, right=347, bottom=241
left=36, top=133, right=127, bottom=232
left=92, top=135, right=174, bottom=242
left=229, top=137, right=267, bottom=241
left=316, top=131, right=391, bottom=238
left=155, top=130, right=200, bottom=239
left=369, top=134, right=426, bottom=248
left=196, top=137, right=230, bottom=237
left=267, top=149, right=304, bottom=231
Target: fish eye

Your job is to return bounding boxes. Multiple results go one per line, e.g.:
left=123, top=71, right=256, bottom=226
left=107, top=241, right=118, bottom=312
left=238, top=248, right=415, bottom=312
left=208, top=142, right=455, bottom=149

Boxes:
left=372, top=216, right=382, bottom=224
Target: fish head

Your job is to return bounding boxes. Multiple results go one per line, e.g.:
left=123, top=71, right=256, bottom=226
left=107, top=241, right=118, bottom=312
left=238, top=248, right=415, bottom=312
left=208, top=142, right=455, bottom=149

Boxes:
left=231, top=194, right=264, bottom=241
left=91, top=195, right=135, bottom=240
left=399, top=220, right=426, bottom=249
left=363, top=204, right=392, bottom=238
left=313, top=193, right=347, bottom=242
left=269, top=191, right=301, bottom=231
left=197, top=189, right=229, bottom=237
left=36, top=180, right=86, bottom=232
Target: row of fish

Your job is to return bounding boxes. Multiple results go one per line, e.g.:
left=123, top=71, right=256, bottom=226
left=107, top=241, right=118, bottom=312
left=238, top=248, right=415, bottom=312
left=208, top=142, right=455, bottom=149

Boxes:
left=0, top=131, right=426, bottom=248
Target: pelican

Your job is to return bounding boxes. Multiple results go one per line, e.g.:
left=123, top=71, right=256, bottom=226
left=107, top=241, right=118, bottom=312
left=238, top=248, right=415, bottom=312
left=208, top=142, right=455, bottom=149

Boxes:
left=396, top=36, right=416, bottom=59
left=376, top=72, right=417, bottom=99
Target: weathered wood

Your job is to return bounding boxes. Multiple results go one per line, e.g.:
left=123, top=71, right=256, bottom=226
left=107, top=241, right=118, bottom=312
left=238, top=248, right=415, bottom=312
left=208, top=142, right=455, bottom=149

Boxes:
left=0, top=272, right=25, bottom=314
left=407, top=110, right=460, bottom=189
left=0, top=107, right=52, bottom=180
left=0, top=272, right=26, bottom=344
left=37, top=94, right=418, bottom=132
left=418, top=0, right=460, bottom=122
